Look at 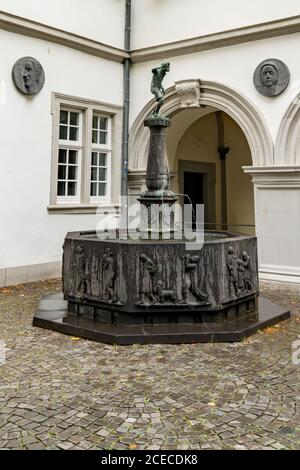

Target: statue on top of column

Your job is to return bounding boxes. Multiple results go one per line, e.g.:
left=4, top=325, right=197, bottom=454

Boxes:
left=151, top=62, right=170, bottom=115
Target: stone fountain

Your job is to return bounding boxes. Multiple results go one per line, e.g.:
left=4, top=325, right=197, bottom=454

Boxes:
left=34, top=64, right=290, bottom=344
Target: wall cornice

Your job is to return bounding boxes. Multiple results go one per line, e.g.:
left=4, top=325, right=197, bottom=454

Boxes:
left=0, top=10, right=128, bottom=63
left=244, top=165, right=300, bottom=171
left=131, top=15, right=300, bottom=63
left=1, top=10, right=300, bottom=64
left=243, top=165, right=300, bottom=184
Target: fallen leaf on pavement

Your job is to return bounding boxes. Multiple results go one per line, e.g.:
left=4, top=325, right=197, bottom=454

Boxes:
left=128, top=444, right=137, bottom=450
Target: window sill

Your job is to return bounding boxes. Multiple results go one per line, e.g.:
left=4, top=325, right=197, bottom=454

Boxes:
left=47, top=204, right=120, bottom=214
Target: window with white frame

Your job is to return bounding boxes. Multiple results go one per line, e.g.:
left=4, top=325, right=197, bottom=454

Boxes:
left=50, top=94, right=120, bottom=209
left=57, top=109, right=82, bottom=201
left=90, top=114, right=111, bottom=201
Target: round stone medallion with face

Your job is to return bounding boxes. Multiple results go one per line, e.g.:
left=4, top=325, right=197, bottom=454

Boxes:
left=12, top=57, right=45, bottom=96
left=253, top=58, right=290, bottom=97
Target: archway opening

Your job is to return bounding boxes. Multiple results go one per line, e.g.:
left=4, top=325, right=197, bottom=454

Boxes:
left=128, top=81, right=274, bottom=237
left=166, top=108, right=255, bottom=235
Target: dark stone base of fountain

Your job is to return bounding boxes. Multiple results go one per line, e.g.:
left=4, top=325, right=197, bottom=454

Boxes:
left=39, top=230, right=289, bottom=344
left=68, top=294, right=257, bottom=325
left=33, top=294, right=290, bottom=345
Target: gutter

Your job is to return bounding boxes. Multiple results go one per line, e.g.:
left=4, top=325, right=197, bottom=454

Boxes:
left=121, top=0, right=132, bottom=229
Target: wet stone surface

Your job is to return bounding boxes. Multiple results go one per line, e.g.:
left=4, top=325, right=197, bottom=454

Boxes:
left=0, top=279, right=299, bottom=450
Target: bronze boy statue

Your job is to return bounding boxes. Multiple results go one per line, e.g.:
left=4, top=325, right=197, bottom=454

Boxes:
left=151, top=62, right=170, bottom=115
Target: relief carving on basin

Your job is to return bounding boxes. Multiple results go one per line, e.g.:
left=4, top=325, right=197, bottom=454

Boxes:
left=62, top=231, right=259, bottom=325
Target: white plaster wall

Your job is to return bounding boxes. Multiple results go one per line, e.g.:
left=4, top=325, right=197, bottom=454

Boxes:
left=256, top=187, right=300, bottom=281
left=130, top=33, right=300, bottom=147
left=0, top=0, right=125, bottom=48
left=0, top=29, right=123, bottom=271
left=132, top=0, right=300, bottom=49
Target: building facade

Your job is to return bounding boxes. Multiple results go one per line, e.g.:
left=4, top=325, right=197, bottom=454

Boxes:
left=1, top=0, right=300, bottom=286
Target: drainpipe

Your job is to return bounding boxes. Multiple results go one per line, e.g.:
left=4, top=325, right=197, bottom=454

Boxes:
left=121, top=0, right=132, bottom=230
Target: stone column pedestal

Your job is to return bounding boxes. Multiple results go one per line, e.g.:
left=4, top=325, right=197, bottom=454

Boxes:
left=138, top=116, right=177, bottom=238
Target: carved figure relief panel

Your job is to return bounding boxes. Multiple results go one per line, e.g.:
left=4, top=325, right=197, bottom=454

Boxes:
left=180, top=254, right=210, bottom=305
left=69, top=244, right=118, bottom=304
left=225, top=246, right=255, bottom=303
left=137, top=251, right=210, bottom=306
left=137, top=253, right=177, bottom=305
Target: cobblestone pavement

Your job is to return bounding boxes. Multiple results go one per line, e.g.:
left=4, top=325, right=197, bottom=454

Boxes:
left=0, top=279, right=299, bottom=450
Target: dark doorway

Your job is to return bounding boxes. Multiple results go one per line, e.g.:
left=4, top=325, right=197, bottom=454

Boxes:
left=184, top=172, right=204, bottom=206
left=183, top=172, right=204, bottom=229
left=179, top=161, right=216, bottom=229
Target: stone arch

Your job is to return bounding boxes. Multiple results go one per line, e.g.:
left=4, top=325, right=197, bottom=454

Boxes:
left=129, top=80, right=273, bottom=169
left=275, top=93, right=300, bottom=165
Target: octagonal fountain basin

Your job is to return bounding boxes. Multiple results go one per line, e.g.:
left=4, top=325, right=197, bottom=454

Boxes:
left=33, top=231, right=290, bottom=344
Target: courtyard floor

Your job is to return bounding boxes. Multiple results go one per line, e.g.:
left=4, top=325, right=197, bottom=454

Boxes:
left=0, top=279, right=299, bottom=450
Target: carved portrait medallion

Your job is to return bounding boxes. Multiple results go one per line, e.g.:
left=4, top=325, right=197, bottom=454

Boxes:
left=253, top=58, right=290, bottom=97
left=12, top=57, right=45, bottom=96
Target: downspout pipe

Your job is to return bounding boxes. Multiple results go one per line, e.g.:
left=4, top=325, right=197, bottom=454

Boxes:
left=121, top=0, right=132, bottom=230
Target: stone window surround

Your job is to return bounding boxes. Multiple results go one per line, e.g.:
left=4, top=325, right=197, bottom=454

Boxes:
left=49, top=92, right=123, bottom=214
